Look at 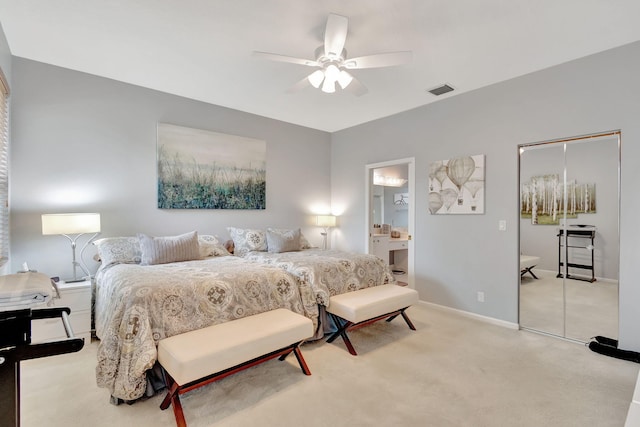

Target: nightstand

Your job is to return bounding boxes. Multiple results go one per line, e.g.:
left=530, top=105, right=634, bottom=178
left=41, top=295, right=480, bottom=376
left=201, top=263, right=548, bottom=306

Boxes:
left=30, top=279, right=92, bottom=345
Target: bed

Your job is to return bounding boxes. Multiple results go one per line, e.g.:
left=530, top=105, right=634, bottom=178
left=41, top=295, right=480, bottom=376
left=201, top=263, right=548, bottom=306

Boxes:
left=93, top=233, right=318, bottom=402
left=242, top=248, right=395, bottom=305
left=229, top=227, right=396, bottom=334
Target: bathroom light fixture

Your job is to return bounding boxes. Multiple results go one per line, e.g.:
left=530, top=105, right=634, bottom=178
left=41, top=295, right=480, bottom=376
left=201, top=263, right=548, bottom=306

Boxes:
left=316, top=215, right=337, bottom=250
left=373, top=175, right=408, bottom=187
left=42, top=213, right=101, bottom=282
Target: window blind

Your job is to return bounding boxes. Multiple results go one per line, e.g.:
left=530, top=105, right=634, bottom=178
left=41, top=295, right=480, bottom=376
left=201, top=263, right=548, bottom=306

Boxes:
left=0, top=67, right=9, bottom=266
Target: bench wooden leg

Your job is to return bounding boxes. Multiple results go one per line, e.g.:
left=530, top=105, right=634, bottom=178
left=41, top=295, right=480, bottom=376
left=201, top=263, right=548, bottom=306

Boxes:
left=160, top=380, right=179, bottom=410
left=326, top=313, right=357, bottom=355
left=159, top=373, right=187, bottom=427
left=328, top=307, right=416, bottom=355
left=521, top=266, right=538, bottom=279
left=277, top=343, right=311, bottom=375
left=170, top=392, right=187, bottom=427
left=400, top=309, right=416, bottom=330
left=292, top=346, right=312, bottom=375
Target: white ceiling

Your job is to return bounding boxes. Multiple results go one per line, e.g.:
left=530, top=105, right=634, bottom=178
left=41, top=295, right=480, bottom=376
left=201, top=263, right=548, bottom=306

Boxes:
left=1, top=1, right=639, bottom=132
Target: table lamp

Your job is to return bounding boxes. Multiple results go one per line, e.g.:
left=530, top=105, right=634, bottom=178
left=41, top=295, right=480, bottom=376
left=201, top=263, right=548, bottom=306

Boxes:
left=42, top=213, right=101, bottom=282
left=316, top=215, right=337, bottom=250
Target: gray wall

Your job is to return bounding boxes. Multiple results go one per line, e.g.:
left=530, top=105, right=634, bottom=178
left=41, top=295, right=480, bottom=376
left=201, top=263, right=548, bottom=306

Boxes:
left=9, top=58, right=331, bottom=278
left=331, top=41, right=640, bottom=351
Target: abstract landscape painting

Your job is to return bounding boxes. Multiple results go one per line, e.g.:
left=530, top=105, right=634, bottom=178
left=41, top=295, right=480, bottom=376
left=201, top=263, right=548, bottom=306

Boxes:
left=157, top=123, right=266, bottom=209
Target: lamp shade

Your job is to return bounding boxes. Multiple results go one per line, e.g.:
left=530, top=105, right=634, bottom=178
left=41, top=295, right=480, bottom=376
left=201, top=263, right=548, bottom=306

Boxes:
left=42, top=213, right=101, bottom=235
left=316, top=215, right=337, bottom=228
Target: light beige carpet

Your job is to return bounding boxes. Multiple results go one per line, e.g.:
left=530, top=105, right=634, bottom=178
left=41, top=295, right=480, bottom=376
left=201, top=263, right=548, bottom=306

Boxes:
left=20, top=303, right=638, bottom=427
left=520, top=269, right=618, bottom=342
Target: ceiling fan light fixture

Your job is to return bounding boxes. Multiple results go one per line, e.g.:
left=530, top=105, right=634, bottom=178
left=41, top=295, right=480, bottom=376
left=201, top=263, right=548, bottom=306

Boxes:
left=308, top=70, right=325, bottom=88
left=337, top=70, right=353, bottom=89
left=324, top=64, right=340, bottom=83
left=256, top=13, right=410, bottom=96
left=321, top=78, right=336, bottom=93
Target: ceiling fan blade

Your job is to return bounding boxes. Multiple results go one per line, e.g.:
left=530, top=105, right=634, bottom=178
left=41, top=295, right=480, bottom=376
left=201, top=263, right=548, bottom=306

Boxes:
left=344, top=76, right=368, bottom=97
left=324, top=13, right=348, bottom=58
left=252, top=51, right=319, bottom=67
left=286, top=76, right=312, bottom=94
left=344, top=51, right=413, bottom=69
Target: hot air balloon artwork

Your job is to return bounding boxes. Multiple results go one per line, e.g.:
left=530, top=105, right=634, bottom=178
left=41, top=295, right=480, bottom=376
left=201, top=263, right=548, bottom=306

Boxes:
left=440, top=188, right=458, bottom=212
left=428, top=154, right=485, bottom=214
left=428, top=192, right=443, bottom=214
left=428, top=161, right=445, bottom=191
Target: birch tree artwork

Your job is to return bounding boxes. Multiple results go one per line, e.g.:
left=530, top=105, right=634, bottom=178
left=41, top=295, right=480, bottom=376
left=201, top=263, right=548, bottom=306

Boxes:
left=521, top=174, right=596, bottom=224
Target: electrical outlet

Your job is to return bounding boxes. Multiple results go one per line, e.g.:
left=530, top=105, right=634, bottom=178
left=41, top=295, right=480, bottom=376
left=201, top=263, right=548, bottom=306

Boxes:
left=477, top=291, right=485, bottom=302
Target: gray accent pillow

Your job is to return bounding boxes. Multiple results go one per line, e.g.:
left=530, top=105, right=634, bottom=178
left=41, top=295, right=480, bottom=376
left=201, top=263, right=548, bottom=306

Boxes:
left=138, top=231, right=200, bottom=265
left=266, top=228, right=301, bottom=253
left=268, top=228, right=312, bottom=249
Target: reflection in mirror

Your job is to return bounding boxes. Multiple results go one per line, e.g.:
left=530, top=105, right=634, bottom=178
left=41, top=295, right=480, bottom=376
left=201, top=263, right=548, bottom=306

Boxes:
left=519, top=132, right=620, bottom=343
left=372, top=185, right=383, bottom=225
left=371, top=165, right=409, bottom=234
left=519, top=143, right=565, bottom=337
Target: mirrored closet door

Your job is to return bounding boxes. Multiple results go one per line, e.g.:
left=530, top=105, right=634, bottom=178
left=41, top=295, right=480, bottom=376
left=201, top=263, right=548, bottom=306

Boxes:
left=519, top=131, right=620, bottom=342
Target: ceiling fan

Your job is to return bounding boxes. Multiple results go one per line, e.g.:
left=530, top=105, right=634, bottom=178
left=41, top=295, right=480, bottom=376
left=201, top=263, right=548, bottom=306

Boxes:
left=253, top=13, right=412, bottom=96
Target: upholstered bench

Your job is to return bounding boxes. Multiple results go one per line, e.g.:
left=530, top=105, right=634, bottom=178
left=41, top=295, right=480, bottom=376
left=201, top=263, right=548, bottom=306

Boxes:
left=158, top=308, right=314, bottom=427
left=326, top=284, right=419, bottom=355
left=520, top=255, right=541, bottom=279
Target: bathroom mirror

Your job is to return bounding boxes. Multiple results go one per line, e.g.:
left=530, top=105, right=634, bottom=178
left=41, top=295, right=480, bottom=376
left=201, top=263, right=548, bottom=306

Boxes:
left=519, top=131, right=620, bottom=342
left=371, top=165, right=409, bottom=230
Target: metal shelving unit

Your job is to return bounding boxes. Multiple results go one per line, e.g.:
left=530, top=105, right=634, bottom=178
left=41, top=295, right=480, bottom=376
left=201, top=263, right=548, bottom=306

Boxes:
left=557, top=226, right=596, bottom=283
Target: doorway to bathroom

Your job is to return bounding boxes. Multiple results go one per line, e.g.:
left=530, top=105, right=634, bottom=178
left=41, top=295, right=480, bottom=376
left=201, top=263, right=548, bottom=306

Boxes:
left=365, top=158, right=415, bottom=288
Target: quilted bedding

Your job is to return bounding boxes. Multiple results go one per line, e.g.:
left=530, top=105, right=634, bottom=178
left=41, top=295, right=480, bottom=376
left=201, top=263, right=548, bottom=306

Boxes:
left=94, top=256, right=317, bottom=401
left=242, top=248, right=395, bottom=306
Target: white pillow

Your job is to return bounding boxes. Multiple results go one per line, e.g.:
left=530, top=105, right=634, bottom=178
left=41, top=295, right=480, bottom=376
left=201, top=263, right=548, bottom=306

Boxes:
left=138, top=231, right=200, bottom=265
left=227, top=227, right=267, bottom=256
left=198, top=234, right=230, bottom=258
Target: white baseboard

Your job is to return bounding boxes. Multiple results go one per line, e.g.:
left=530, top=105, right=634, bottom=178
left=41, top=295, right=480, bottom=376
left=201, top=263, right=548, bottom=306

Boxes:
left=416, top=300, right=519, bottom=330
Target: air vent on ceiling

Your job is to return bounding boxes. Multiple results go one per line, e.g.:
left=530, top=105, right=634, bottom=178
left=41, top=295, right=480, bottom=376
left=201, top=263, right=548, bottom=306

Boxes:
left=427, top=84, right=455, bottom=96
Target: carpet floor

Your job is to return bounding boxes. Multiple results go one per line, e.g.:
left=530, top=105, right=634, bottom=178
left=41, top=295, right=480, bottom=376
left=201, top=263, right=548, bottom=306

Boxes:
left=520, top=269, right=618, bottom=342
left=20, top=303, right=638, bottom=427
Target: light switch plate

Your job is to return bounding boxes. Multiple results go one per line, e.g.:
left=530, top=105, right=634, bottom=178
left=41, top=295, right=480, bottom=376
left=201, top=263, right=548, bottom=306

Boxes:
left=498, top=220, right=507, bottom=231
